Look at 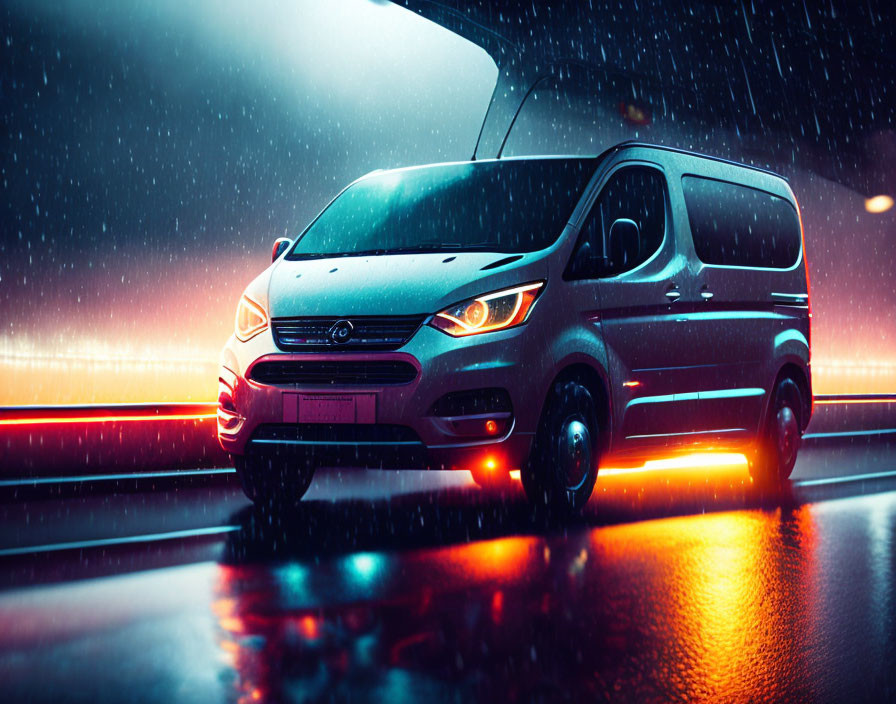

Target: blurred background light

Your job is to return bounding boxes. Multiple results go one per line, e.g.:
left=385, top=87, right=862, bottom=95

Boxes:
left=865, top=195, right=894, bottom=214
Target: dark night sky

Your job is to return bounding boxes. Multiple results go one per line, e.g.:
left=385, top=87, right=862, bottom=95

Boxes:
left=0, top=0, right=894, bottom=403
left=0, top=0, right=494, bottom=401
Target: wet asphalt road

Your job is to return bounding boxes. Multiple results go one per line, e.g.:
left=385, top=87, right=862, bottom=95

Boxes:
left=1, top=430, right=895, bottom=702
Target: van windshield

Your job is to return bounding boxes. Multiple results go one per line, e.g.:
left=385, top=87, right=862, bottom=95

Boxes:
left=287, top=159, right=594, bottom=259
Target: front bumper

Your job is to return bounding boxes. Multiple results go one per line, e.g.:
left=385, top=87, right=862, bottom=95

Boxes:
left=217, top=323, right=547, bottom=472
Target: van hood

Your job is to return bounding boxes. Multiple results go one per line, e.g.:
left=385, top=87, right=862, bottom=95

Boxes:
left=266, top=252, right=546, bottom=318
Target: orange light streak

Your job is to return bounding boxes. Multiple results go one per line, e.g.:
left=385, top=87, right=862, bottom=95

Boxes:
left=622, top=380, right=641, bottom=388
left=813, top=398, right=896, bottom=405
left=504, top=454, right=747, bottom=483
left=600, top=452, right=748, bottom=477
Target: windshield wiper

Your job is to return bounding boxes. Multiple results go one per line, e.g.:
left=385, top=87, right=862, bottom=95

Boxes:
left=377, top=242, right=503, bottom=254
left=289, top=243, right=506, bottom=260
left=290, top=249, right=391, bottom=260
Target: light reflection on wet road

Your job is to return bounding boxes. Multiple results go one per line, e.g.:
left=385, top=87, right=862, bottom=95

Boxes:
left=1, top=441, right=896, bottom=702
left=210, top=492, right=896, bottom=703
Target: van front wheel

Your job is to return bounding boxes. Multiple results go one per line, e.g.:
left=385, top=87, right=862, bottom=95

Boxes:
left=522, top=380, right=600, bottom=515
left=234, top=454, right=315, bottom=507
left=751, top=377, right=803, bottom=486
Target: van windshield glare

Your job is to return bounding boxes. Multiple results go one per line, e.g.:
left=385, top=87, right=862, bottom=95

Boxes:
left=287, top=159, right=594, bottom=259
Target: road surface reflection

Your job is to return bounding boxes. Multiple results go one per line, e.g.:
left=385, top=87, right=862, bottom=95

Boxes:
left=213, top=482, right=894, bottom=703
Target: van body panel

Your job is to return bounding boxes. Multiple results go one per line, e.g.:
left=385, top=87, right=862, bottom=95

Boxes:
left=220, top=143, right=812, bottom=484
left=267, top=250, right=552, bottom=319
left=671, top=155, right=809, bottom=442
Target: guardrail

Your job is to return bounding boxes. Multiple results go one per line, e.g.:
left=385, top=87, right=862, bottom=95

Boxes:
left=0, top=403, right=227, bottom=477
left=0, top=402, right=217, bottom=424
left=1, top=396, right=894, bottom=479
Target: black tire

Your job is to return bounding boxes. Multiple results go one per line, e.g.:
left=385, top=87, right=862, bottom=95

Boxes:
left=470, top=467, right=512, bottom=491
left=233, top=454, right=315, bottom=507
left=521, top=380, right=600, bottom=515
left=750, top=377, right=803, bottom=485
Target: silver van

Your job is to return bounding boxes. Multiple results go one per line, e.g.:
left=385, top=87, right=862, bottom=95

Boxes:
left=218, top=142, right=811, bottom=513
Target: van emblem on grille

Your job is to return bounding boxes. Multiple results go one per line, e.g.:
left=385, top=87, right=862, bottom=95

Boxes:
left=328, top=319, right=354, bottom=344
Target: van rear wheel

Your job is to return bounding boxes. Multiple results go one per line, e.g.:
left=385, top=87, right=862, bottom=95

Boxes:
left=234, top=454, right=315, bottom=507
left=522, top=380, right=600, bottom=515
left=751, top=377, right=803, bottom=486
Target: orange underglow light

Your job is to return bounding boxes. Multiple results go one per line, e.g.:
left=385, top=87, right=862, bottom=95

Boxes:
left=600, top=452, right=748, bottom=477
left=485, top=458, right=497, bottom=470
left=622, top=380, right=641, bottom=388
left=509, top=469, right=521, bottom=481
left=0, top=412, right=217, bottom=426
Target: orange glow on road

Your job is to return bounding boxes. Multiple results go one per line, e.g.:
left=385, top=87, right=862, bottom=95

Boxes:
left=446, top=536, right=536, bottom=581
left=593, top=506, right=818, bottom=700
left=490, top=590, right=504, bottom=624
left=600, top=452, right=748, bottom=477
left=505, top=455, right=749, bottom=482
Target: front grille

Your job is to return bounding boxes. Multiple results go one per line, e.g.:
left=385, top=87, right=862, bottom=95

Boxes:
left=271, top=315, right=426, bottom=351
left=250, top=360, right=418, bottom=386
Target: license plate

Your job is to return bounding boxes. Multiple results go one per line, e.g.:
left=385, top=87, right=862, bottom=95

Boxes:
left=283, top=393, right=375, bottom=424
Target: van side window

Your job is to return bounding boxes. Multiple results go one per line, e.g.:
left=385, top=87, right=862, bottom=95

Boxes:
left=565, top=167, right=667, bottom=279
left=682, top=176, right=801, bottom=269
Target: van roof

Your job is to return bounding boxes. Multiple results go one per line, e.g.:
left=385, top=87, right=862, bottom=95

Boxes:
left=596, top=141, right=789, bottom=182
left=364, top=143, right=788, bottom=186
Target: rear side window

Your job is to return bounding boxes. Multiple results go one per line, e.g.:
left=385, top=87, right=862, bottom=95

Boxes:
left=682, top=176, right=801, bottom=269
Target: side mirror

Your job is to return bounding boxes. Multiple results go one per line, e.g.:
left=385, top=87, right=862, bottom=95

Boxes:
left=271, top=237, right=292, bottom=262
left=569, top=240, right=597, bottom=278
left=569, top=239, right=613, bottom=279
left=608, top=218, right=640, bottom=270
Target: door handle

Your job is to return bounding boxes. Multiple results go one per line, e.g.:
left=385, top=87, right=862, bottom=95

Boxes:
left=665, top=284, right=681, bottom=302
left=700, top=290, right=714, bottom=301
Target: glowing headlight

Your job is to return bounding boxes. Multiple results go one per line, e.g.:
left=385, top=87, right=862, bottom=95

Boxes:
left=235, top=295, right=268, bottom=342
left=429, top=282, right=544, bottom=337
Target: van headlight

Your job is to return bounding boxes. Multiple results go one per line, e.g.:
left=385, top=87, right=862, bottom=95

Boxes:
left=429, top=282, right=544, bottom=337
left=235, top=295, right=268, bottom=342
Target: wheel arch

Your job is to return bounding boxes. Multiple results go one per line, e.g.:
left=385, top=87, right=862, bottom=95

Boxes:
left=765, top=361, right=812, bottom=432
left=540, top=361, right=613, bottom=453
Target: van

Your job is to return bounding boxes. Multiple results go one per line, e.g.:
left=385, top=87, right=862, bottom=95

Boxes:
left=217, top=142, right=812, bottom=513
